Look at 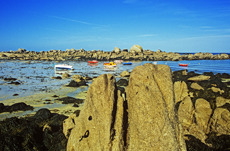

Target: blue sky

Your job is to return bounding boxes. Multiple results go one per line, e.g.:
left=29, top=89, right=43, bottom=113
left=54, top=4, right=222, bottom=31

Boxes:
left=0, top=0, right=230, bottom=53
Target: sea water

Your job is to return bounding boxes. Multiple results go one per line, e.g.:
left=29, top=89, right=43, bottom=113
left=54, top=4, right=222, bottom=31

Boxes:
left=0, top=59, right=230, bottom=101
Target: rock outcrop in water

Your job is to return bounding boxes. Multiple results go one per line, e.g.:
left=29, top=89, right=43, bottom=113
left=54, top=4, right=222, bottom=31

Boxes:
left=0, top=46, right=229, bottom=61
left=0, top=102, right=33, bottom=113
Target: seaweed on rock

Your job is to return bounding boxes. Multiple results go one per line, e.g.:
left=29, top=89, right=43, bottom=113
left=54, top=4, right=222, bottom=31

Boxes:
left=0, top=108, right=68, bottom=151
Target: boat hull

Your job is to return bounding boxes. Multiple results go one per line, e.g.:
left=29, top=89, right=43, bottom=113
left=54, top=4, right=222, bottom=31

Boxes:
left=55, top=64, right=73, bottom=70
left=123, top=62, right=132, bottom=65
left=179, top=64, right=188, bottom=67
left=103, top=62, right=117, bottom=67
left=114, top=60, right=123, bottom=63
left=88, top=60, right=98, bottom=64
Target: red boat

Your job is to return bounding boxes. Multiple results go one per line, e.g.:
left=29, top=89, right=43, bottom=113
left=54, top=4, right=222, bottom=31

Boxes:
left=179, top=63, right=188, bottom=67
left=88, top=60, right=98, bottom=64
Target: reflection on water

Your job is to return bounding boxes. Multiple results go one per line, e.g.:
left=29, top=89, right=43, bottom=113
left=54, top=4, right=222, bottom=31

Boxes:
left=87, top=63, right=98, bottom=67
left=54, top=70, right=73, bottom=76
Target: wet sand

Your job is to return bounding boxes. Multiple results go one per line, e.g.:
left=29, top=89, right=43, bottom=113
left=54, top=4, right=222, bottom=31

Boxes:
left=0, top=86, right=88, bottom=121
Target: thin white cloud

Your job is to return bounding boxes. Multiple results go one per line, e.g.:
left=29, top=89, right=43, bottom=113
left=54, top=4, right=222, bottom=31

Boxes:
left=44, top=28, right=71, bottom=33
left=26, top=11, right=99, bottom=26
left=49, top=15, right=91, bottom=25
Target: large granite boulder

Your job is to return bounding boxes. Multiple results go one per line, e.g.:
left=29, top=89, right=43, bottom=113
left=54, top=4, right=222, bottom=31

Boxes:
left=194, top=98, right=212, bottom=134
left=62, top=72, right=70, bottom=79
left=190, top=82, right=204, bottom=90
left=113, top=47, right=121, bottom=53
left=216, top=96, right=230, bottom=107
left=129, top=45, right=143, bottom=53
left=156, top=49, right=162, bottom=53
left=178, top=96, right=194, bottom=131
left=120, top=70, right=130, bottom=77
left=125, top=63, right=186, bottom=151
left=63, top=110, right=81, bottom=138
left=66, top=74, right=125, bottom=151
left=188, top=75, right=211, bottom=81
left=174, top=81, right=189, bottom=104
left=209, top=108, right=230, bottom=135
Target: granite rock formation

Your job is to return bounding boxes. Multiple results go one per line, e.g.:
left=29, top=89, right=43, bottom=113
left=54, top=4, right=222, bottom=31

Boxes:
left=1, top=47, right=229, bottom=61
left=65, top=64, right=187, bottom=150
left=66, top=74, right=125, bottom=151
left=125, top=63, right=186, bottom=151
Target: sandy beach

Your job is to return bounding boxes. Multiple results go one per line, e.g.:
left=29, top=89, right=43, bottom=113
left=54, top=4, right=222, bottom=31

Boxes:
left=0, top=85, right=87, bottom=120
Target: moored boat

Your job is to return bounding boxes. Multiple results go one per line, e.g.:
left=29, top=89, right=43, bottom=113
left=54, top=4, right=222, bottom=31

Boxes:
left=123, top=62, right=132, bottom=65
left=114, top=60, right=123, bottom=63
left=103, top=62, right=117, bottom=67
left=88, top=60, right=98, bottom=64
left=55, top=64, right=73, bottom=70
left=179, top=63, right=188, bottom=67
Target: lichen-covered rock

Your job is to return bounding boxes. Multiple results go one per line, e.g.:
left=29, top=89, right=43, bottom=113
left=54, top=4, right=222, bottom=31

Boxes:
left=120, top=70, right=130, bottom=77
left=66, top=74, right=125, bottom=151
left=62, top=72, right=70, bottom=79
left=72, top=74, right=82, bottom=79
left=156, top=49, right=162, bottom=53
left=66, top=80, right=88, bottom=87
left=190, top=82, right=204, bottom=90
left=174, top=81, right=189, bottom=104
left=63, top=111, right=81, bottom=138
left=208, top=108, right=230, bottom=135
left=194, top=98, right=212, bottom=134
left=113, top=47, right=121, bottom=53
left=188, top=75, right=211, bottom=81
left=210, top=87, right=224, bottom=94
left=178, top=96, right=194, bottom=131
left=129, top=45, right=143, bottom=53
left=125, top=63, right=186, bottom=151
left=187, top=123, right=208, bottom=144
left=216, top=97, right=230, bottom=107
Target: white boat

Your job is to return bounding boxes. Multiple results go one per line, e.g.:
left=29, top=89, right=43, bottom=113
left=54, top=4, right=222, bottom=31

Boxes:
left=114, top=60, right=123, bottom=63
left=153, top=61, right=157, bottom=65
left=54, top=64, right=73, bottom=70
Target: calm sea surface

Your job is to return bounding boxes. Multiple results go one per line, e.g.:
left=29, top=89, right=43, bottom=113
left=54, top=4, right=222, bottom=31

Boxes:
left=0, top=59, right=230, bottom=101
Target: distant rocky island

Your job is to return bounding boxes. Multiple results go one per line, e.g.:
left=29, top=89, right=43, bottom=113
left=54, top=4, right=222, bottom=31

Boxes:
left=0, top=45, right=229, bottom=61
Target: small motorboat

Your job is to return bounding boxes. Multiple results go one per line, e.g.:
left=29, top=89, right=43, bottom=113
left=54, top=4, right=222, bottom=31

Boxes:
left=179, top=63, right=188, bottom=67
left=114, top=60, right=123, bottom=63
left=103, top=62, right=117, bottom=67
left=88, top=60, right=98, bottom=64
left=123, top=61, right=132, bottom=65
left=153, top=61, right=157, bottom=65
left=55, top=64, right=73, bottom=70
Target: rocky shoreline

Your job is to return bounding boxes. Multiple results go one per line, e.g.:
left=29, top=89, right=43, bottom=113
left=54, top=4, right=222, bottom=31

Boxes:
left=1, top=63, right=230, bottom=150
left=0, top=45, right=229, bottom=61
